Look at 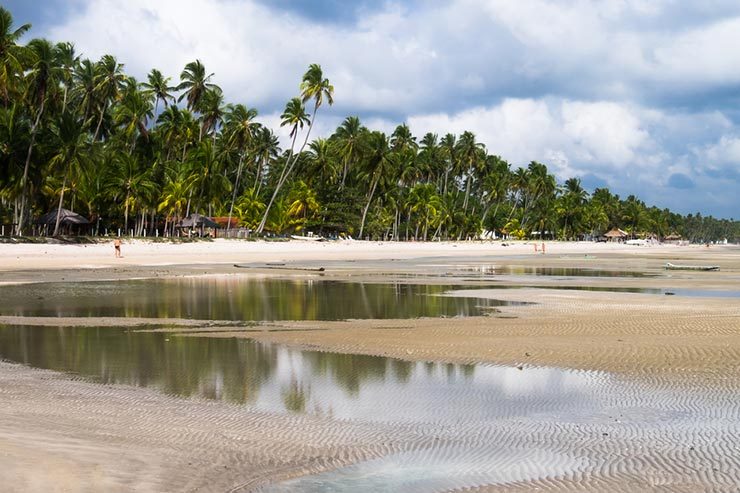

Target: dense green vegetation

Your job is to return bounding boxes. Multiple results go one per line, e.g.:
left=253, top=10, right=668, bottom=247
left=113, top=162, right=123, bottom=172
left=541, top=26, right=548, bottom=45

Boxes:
left=1, top=8, right=738, bottom=242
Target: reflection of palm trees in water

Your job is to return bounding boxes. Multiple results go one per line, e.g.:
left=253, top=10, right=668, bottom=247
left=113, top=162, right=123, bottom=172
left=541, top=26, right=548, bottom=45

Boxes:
left=281, top=375, right=310, bottom=413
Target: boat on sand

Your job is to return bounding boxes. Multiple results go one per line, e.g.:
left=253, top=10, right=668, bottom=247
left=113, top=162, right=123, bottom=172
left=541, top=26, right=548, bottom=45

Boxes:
left=665, top=262, right=719, bottom=271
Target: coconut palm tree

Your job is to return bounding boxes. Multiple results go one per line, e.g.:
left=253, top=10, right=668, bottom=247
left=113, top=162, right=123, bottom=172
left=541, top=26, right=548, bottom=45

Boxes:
left=333, top=116, right=364, bottom=189
left=0, top=7, right=30, bottom=106
left=358, top=131, right=393, bottom=239
left=198, top=86, right=224, bottom=141
left=223, top=104, right=258, bottom=233
left=141, top=68, right=174, bottom=116
left=407, top=183, right=441, bottom=240
left=17, top=38, right=62, bottom=235
left=92, top=54, right=126, bottom=141
left=176, top=59, right=218, bottom=113
left=47, top=111, right=91, bottom=236
left=256, top=97, right=309, bottom=233
left=105, top=153, right=156, bottom=233
left=455, top=131, right=485, bottom=212
left=250, top=125, right=280, bottom=194
left=115, top=86, right=153, bottom=151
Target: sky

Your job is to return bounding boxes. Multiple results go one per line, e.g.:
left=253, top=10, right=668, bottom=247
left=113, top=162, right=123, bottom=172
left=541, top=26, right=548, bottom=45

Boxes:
left=6, top=0, right=740, bottom=218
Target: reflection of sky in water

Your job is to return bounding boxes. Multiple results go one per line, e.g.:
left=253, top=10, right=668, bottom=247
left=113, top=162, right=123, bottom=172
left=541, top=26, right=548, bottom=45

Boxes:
left=2, top=325, right=736, bottom=492
left=254, top=346, right=604, bottom=424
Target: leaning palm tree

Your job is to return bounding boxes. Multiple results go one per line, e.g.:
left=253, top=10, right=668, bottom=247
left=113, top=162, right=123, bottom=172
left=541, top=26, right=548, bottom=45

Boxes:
left=255, top=97, right=309, bottom=233
left=256, top=64, right=333, bottom=233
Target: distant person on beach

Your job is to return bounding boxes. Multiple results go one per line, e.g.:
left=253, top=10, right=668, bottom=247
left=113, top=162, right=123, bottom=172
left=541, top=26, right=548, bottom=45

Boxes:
left=114, top=238, right=122, bottom=258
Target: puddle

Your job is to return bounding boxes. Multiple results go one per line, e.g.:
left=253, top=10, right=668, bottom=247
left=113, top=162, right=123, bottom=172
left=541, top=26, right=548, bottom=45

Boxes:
left=0, top=279, right=519, bottom=320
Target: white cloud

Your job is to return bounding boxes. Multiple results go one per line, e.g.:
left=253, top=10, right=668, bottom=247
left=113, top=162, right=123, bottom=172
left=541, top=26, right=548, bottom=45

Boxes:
left=39, top=0, right=740, bottom=216
left=408, top=98, right=650, bottom=177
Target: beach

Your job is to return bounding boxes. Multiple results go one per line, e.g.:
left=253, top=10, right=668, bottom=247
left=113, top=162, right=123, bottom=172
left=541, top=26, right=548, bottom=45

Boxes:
left=1, top=239, right=739, bottom=491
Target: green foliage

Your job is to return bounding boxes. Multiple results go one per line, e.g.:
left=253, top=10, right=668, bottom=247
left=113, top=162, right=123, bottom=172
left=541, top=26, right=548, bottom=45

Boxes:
left=0, top=6, right=737, bottom=242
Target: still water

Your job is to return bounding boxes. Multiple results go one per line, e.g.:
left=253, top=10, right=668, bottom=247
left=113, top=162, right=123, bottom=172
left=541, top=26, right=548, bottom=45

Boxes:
left=0, top=278, right=522, bottom=320
left=0, top=325, right=601, bottom=422
left=2, top=325, right=730, bottom=491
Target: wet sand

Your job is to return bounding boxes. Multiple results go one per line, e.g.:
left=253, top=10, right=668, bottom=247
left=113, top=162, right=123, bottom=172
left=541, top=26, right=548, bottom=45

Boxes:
left=1, top=240, right=739, bottom=491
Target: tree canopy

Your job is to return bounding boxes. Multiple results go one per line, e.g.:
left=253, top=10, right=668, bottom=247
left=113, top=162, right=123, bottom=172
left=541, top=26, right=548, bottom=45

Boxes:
left=0, top=7, right=737, bottom=242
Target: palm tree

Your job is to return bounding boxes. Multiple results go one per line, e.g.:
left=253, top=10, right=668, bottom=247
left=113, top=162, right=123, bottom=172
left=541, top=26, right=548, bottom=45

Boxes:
left=115, top=86, right=153, bottom=151
left=439, top=133, right=456, bottom=195
left=256, top=97, right=309, bottom=233
left=250, top=125, right=280, bottom=194
left=105, top=154, right=158, bottom=233
left=141, top=68, right=174, bottom=116
left=18, top=38, right=62, bottom=235
left=333, top=116, right=364, bottom=189
left=455, top=131, right=485, bottom=212
left=407, top=183, right=441, bottom=240
left=176, top=60, right=218, bottom=113
left=0, top=7, right=30, bottom=106
left=47, top=111, right=91, bottom=236
left=286, top=180, right=319, bottom=228
left=55, top=41, right=77, bottom=112
left=92, top=54, right=126, bottom=141
left=198, top=86, right=224, bottom=141
left=235, top=187, right=265, bottom=232
left=358, top=131, right=393, bottom=239
left=257, top=64, right=333, bottom=234
left=223, top=104, right=258, bottom=233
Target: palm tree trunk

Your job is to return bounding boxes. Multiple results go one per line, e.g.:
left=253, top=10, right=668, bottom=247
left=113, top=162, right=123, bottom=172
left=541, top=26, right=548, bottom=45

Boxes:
left=227, top=153, right=245, bottom=234
left=17, top=97, right=46, bottom=235
left=93, top=101, right=107, bottom=141
left=53, top=166, right=70, bottom=236
left=358, top=175, right=379, bottom=239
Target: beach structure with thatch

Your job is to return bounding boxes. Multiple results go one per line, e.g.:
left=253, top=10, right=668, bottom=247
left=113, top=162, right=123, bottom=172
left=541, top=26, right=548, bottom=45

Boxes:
left=177, top=214, right=220, bottom=237
left=603, top=227, right=629, bottom=242
left=34, top=208, right=90, bottom=236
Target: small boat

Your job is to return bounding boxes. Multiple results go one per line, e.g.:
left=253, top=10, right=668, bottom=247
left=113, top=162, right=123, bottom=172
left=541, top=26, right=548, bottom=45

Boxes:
left=290, top=234, right=325, bottom=242
left=665, top=262, right=720, bottom=271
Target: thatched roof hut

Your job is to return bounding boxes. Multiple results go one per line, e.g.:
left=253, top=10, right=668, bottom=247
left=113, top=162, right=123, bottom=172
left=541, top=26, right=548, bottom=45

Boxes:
left=177, top=214, right=220, bottom=237
left=179, top=213, right=219, bottom=229
left=35, top=208, right=90, bottom=226
left=603, top=227, right=629, bottom=242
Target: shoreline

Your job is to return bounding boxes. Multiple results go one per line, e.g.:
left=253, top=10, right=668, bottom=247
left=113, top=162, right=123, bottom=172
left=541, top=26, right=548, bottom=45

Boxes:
left=2, top=240, right=740, bottom=492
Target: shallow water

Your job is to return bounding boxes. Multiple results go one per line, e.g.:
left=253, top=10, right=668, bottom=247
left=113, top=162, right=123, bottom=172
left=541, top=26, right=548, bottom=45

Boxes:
left=2, top=325, right=736, bottom=491
left=0, top=278, right=523, bottom=320
left=0, top=325, right=600, bottom=420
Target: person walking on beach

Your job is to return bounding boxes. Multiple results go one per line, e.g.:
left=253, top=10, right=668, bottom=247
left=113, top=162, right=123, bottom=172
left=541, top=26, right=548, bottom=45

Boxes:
left=114, top=238, right=122, bottom=258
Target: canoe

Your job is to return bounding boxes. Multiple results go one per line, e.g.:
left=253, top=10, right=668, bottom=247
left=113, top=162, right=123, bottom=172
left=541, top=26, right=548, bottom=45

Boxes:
left=290, top=235, right=325, bottom=242
left=665, top=262, right=719, bottom=271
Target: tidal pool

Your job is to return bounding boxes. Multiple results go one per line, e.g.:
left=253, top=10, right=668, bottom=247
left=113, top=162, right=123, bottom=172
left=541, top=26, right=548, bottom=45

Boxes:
left=2, top=325, right=736, bottom=491
left=0, top=278, right=523, bottom=320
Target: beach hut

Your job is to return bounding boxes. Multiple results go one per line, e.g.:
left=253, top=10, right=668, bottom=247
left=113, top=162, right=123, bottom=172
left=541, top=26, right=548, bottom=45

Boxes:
left=663, top=233, right=682, bottom=244
left=178, top=213, right=220, bottom=237
left=603, top=227, right=629, bottom=243
left=34, top=208, right=90, bottom=236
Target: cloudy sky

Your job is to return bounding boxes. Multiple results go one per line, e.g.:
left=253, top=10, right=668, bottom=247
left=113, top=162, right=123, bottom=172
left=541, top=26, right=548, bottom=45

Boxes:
left=7, top=0, right=740, bottom=218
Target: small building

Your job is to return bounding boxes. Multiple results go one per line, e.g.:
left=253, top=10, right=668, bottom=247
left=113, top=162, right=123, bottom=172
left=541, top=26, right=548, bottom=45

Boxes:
left=603, top=227, right=629, bottom=243
left=178, top=214, right=220, bottom=237
left=34, top=208, right=90, bottom=236
left=663, top=233, right=682, bottom=244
